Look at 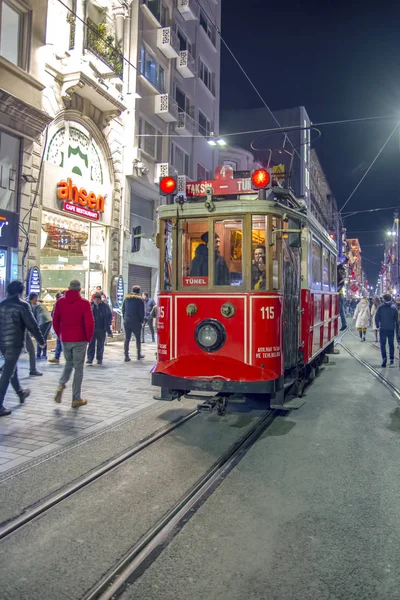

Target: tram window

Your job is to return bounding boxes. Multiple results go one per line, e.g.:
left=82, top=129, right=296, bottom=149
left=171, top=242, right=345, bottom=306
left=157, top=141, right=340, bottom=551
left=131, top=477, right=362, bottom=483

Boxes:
left=252, top=215, right=281, bottom=291
left=214, top=219, right=243, bottom=286
left=311, top=239, right=322, bottom=289
left=330, top=254, right=337, bottom=291
left=271, top=217, right=281, bottom=291
left=163, top=219, right=173, bottom=291
left=322, top=247, right=329, bottom=291
left=183, top=219, right=209, bottom=286
left=252, top=215, right=267, bottom=290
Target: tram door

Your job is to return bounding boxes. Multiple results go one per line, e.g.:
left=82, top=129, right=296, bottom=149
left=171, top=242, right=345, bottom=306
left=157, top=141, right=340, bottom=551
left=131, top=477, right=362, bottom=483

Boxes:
left=283, top=234, right=301, bottom=371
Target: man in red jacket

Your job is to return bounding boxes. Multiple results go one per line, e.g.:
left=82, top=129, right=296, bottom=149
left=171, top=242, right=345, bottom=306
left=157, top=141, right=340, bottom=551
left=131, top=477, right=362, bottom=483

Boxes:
left=52, top=280, right=94, bottom=408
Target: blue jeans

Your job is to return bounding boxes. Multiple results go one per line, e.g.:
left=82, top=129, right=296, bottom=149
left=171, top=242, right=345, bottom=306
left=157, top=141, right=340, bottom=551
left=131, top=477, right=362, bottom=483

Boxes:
left=55, top=337, right=62, bottom=360
left=380, top=329, right=394, bottom=362
left=339, top=295, right=346, bottom=329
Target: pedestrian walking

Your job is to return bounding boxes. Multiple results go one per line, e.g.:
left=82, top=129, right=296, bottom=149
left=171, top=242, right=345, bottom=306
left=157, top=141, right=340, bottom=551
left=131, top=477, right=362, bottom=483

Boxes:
left=0, top=281, right=45, bottom=417
left=86, top=293, right=112, bottom=365
left=48, top=293, right=64, bottom=364
left=90, top=285, right=107, bottom=302
left=52, top=280, right=94, bottom=408
left=123, top=285, right=145, bottom=362
left=141, top=292, right=156, bottom=343
left=28, top=293, right=52, bottom=360
left=375, top=293, right=399, bottom=367
left=337, top=261, right=347, bottom=331
left=353, top=296, right=370, bottom=342
left=371, top=297, right=381, bottom=342
left=25, top=294, right=44, bottom=376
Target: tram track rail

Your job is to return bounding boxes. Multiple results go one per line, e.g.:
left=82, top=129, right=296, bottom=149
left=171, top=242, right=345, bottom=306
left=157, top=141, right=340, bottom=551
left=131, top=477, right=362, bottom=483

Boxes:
left=348, top=326, right=400, bottom=361
left=82, top=409, right=277, bottom=600
left=339, top=330, right=400, bottom=406
left=0, top=408, right=200, bottom=540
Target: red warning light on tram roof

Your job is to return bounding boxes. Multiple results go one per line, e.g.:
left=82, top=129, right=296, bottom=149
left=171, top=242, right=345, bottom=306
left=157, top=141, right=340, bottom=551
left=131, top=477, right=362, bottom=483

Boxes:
left=159, top=176, right=177, bottom=196
left=251, top=169, right=271, bottom=189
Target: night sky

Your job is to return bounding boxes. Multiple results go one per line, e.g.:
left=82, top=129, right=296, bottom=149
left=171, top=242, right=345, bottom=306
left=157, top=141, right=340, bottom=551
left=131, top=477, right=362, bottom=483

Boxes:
left=220, top=0, right=400, bottom=285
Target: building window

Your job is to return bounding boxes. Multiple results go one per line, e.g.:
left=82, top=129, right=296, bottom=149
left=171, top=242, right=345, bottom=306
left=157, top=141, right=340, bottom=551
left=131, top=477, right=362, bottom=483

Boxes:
left=0, top=130, right=20, bottom=212
left=0, top=1, right=25, bottom=67
left=140, top=45, right=165, bottom=92
left=175, top=85, right=190, bottom=113
left=143, top=0, right=169, bottom=27
left=198, top=110, right=211, bottom=137
left=199, top=9, right=216, bottom=46
left=176, top=27, right=192, bottom=54
left=199, top=58, right=215, bottom=96
left=138, top=118, right=162, bottom=162
left=171, top=143, right=190, bottom=177
left=197, top=163, right=210, bottom=181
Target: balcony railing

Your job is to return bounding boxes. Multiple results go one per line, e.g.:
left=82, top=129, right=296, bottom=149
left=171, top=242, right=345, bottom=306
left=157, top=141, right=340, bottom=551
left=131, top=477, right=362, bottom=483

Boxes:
left=157, top=27, right=180, bottom=59
left=86, top=19, right=123, bottom=78
left=176, top=50, right=196, bottom=78
left=177, top=0, right=198, bottom=20
left=177, top=111, right=195, bottom=135
left=155, top=94, right=179, bottom=122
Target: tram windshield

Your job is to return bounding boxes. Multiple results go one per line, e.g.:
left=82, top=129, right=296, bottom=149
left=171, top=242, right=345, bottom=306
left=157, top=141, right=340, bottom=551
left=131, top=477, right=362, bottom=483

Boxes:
left=181, top=219, right=243, bottom=287
left=162, top=214, right=283, bottom=291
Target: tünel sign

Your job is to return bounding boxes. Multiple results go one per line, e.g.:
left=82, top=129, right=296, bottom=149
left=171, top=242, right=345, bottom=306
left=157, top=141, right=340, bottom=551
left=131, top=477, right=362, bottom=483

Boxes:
left=57, top=178, right=105, bottom=220
left=182, top=277, right=208, bottom=286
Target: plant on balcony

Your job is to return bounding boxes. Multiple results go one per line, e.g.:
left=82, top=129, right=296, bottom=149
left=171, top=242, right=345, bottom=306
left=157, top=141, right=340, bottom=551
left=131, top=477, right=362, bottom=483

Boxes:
left=86, top=18, right=123, bottom=78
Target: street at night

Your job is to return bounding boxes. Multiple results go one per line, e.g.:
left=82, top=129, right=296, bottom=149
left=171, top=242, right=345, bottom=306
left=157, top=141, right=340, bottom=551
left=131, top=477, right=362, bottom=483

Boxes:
left=1, top=1, right=400, bottom=599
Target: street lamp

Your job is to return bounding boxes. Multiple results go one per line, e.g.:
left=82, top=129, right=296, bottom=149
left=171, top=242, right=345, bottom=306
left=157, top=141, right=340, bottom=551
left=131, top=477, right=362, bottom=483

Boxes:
left=207, top=132, right=226, bottom=146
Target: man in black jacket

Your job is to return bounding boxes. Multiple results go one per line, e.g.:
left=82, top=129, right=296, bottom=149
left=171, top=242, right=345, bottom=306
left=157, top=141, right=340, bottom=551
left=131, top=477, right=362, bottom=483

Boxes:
left=0, top=280, right=45, bottom=416
left=122, top=285, right=145, bottom=361
left=375, top=293, right=399, bottom=367
left=86, top=294, right=112, bottom=365
left=189, top=232, right=230, bottom=285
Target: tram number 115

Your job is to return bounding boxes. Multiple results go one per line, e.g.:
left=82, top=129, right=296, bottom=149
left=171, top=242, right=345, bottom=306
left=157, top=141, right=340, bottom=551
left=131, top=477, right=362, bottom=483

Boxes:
left=260, top=306, right=275, bottom=320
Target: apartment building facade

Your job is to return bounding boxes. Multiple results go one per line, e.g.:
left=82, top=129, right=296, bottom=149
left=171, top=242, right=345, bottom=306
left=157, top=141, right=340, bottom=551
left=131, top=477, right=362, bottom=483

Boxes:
left=124, top=0, right=222, bottom=296
left=0, top=0, right=221, bottom=304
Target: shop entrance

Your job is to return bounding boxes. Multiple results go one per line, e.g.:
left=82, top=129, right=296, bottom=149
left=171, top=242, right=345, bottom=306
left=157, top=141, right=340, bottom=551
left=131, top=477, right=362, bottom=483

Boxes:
left=0, top=248, right=7, bottom=301
left=128, top=264, right=152, bottom=296
left=40, top=211, right=107, bottom=305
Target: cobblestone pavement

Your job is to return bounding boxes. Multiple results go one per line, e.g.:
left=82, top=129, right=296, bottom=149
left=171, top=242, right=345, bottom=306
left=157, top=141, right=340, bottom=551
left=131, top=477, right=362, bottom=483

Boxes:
left=0, top=337, right=159, bottom=474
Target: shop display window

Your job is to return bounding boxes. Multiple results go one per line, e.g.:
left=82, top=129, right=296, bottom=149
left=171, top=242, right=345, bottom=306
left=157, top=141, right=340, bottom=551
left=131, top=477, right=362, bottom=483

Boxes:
left=40, top=211, right=105, bottom=304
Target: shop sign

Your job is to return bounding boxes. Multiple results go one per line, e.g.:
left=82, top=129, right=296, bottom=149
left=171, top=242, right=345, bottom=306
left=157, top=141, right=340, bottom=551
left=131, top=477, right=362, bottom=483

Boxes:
left=117, top=275, right=124, bottom=308
left=57, top=178, right=105, bottom=221
left=110, top=275, right=125, bottom=308
left=27, top=267, right=41, bottom=295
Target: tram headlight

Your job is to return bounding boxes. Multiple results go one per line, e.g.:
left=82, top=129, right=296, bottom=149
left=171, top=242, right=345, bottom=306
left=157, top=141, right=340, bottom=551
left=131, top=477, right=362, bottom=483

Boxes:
left=195, top=319, right=226, bottom=352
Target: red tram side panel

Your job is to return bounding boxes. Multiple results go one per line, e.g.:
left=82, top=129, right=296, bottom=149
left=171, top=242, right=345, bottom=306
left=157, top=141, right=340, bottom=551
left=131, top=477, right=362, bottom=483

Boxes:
left=301, top=289, right=338, bottom=364
left=154, top=293, right=283, bottom=384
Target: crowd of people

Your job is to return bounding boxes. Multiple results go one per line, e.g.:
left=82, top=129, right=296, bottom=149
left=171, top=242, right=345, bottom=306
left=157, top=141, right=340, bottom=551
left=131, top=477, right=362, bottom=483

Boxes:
left=0, top=280, right=157, bottom=417
left=342, top=293, right=400, bottom=368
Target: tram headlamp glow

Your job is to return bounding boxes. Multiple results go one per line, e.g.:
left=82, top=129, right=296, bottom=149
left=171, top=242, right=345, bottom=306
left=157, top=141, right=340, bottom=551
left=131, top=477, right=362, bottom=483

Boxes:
left=195, top=319, right=226, bottom=352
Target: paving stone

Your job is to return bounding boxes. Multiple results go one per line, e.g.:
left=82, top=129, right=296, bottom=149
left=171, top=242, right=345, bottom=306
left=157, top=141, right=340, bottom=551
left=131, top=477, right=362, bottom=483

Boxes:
left=0, top=341, right=158, bottom=472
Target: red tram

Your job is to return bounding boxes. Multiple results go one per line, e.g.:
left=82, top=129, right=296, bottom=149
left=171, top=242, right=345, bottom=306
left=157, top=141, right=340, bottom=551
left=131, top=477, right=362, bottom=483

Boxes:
left=152, top=166, right=338, bottom=412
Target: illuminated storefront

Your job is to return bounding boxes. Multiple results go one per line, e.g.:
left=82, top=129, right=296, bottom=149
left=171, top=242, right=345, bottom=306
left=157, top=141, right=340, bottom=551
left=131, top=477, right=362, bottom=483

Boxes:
left=0, top=130, right=20, bottom=300
left=39, top=121, right=112, bottom=304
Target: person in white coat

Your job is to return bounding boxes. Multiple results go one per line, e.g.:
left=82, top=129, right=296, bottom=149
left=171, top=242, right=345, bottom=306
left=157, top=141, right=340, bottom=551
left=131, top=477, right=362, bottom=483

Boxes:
left=371, top=297, right=381, bottom=342
left=353, top=297, right=370, bottom=342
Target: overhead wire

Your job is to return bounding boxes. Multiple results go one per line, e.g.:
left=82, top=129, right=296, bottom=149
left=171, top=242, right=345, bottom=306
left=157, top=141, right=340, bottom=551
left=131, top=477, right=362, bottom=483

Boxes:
left=339, top=121, right=400, bottom=214
left=54, top=0, right=400, bottom=143
left=191, top=0, right=341, bottom=225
